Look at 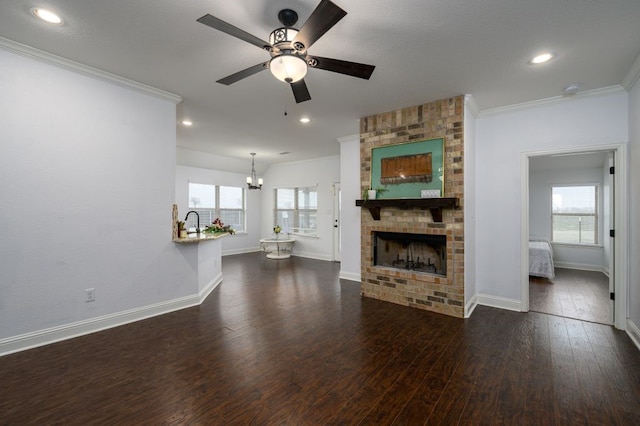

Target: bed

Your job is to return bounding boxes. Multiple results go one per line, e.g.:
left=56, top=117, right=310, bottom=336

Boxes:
left=529, top=237, right=555, bottom=279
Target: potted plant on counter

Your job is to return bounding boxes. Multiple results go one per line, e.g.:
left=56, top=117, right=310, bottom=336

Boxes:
left=204, top=218, right=235, bottom=235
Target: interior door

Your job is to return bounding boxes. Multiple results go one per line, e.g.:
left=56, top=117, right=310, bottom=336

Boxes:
left=608, top=152, right=615, bottom=322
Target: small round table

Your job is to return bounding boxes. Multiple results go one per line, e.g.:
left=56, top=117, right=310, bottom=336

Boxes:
left=259, top=237, right=295, bottom=259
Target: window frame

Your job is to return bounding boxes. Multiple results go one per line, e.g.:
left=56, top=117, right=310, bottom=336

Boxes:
left=187, top=183, right=246, bottom=233
left=550, top=184, right=599, bottom=246
left=274, top=186, right=319, bottom=237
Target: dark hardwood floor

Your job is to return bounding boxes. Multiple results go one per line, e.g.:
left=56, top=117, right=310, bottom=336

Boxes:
left=2, top=253, right=640, bottom=424
left=530, top=268, right=611, bottom=324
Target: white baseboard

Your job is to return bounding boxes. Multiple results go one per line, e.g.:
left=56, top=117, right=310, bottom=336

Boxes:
left=555, top=262, right=604, bottom=273
left=292, top=252, right=334, bottom=261
left=0, top=275, right=223, bottom=357
left=339, top=271, right=361, bottom=282
left=475, top=293, right=522, bottom=312
left=465, top=294, right=478, bottom=318
left=627, top=319, right=640, bottom=351
left=199, top=273, right=223, bottom=303
left=222, top=247, right=261, bottom=256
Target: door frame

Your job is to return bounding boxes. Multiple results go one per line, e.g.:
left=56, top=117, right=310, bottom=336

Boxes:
left=520, top=143, right=628, bottom=330
left=332, top=183, right=341, bottom=262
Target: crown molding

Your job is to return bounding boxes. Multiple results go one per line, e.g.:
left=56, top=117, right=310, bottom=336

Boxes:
left=464, top=94, right=479, bottom=118
left=0, top=36, right=182, bottom=104
left=622, top=50, right=640, bottom=91
left=479, top=85, right=626, bottom=117
left=337, top=134, right=359, bottom=144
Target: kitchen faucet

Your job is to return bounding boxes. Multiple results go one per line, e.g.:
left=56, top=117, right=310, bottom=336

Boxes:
left=184, top=211, right=200, bottom=234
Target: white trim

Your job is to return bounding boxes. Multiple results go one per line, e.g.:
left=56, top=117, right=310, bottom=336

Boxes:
left=521, top=153, right=530, bottom=312
left=551, top=242, right=604, bottom=249
left=464, top=294, right=478, bottom=318
left=337, top=134, right=360, bottom=144
left=554, top=263, right=605, bottom=272
left=270, top=154, right=340, bottom=168
left=199, top=272, right=223, bottom=303
left=292, top=252, right=333, bottom=261
left=612, top=144, right=629, bottom=330
left=476, top=294, right=522, bottom=312
left=480, top=86, right=626, bottom=117
left=464, top=94, right=480, bottom=118
left=626, top=319, right=640, bottom=351
left=339, top=271, right=361, bottom=282
left=0, top=36, right=182, bottom=104
left=0, top=274, right=223, bottom=357
left=223, top=247, right=261, bottom=256
left=521, top=144, right=629, bottom=330
left=622, top=51, right=640, bottom=91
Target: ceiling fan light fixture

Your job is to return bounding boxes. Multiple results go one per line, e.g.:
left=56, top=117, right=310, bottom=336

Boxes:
left=269, top=54, right=307, bottom=83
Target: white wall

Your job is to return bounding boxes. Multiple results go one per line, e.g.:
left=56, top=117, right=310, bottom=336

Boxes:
left=175, top=165, right=262, bottom=255
left=338, top=135, right=361, bottom=281
left=0, top=48, right=195, bottom=347
left=261, top=156, right=340, bottom=261
left=629, top=78, right=640, bottom=330
left=529, top=167, right=605, bottom=270
left=476, top=90, right=628, bottom=303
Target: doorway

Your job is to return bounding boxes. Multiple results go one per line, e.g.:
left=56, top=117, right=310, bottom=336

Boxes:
left=521, top=145, right=628, bottom=329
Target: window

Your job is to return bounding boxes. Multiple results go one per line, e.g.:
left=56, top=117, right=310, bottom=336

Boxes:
left=551, top=185, right=598, bottom=244
left=188, top=183, right=245, bottom=232
left=275, top=186, right=318, bottom=236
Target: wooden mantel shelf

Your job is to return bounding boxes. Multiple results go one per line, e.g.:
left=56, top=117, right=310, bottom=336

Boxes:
left=355, top=197, right=459, bottom=222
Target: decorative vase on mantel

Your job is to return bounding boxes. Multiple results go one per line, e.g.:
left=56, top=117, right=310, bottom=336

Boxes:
left=367, top=189, right=377, bottom=200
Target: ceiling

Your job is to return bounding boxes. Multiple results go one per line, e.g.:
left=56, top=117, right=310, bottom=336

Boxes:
left=2, top=0, right=640, bottom=169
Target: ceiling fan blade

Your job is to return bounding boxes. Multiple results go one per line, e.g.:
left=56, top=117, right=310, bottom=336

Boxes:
left=197, top=14, right=271, bottom=50
left=291, top=79, right=311, bottom=103
left=308, top=56, right=375, bottom=79
left=293, top=0, right=346, bottom=50
left=216, top=62, right=268, bottom=85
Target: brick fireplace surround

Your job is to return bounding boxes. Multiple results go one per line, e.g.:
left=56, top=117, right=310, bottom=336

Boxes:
left=360, top=96, right=465, bottom=318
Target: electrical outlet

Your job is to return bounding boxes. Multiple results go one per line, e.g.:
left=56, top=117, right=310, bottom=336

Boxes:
left=85, top=288, right=95, bottom=302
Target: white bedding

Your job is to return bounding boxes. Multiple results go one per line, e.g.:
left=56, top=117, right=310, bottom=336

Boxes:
left=529, top=237, right=555, bottom=279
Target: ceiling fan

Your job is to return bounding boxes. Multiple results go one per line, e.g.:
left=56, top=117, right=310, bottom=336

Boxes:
left=197, top=0, right=375, bottom=103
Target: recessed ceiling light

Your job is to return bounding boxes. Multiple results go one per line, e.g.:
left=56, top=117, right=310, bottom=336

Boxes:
left=299, top=117, right=310, bottom=124
left=529, top=53, right=554, bottom=64
left=181, top=120, right=193, bottom=126
left=32, top=8, right=62, bottom=24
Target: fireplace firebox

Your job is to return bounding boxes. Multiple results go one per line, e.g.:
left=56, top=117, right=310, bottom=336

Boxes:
left=373, top=232, right=446, bottom=276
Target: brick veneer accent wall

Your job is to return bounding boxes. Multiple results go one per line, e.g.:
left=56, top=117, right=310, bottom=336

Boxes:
left=360, top=96, right=465, bottom=318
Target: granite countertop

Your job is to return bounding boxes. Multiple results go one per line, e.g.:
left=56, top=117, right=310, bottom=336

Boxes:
left=172, top=232, right=230, bottom=244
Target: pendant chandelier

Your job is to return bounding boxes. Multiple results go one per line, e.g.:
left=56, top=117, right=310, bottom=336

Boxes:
left=246, top=153, right=263, bottom=190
